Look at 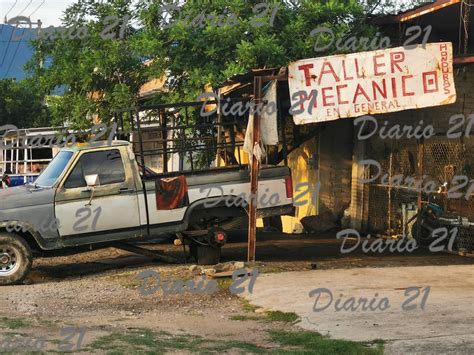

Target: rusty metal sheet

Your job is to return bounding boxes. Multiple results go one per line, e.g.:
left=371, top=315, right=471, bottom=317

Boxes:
left=288, top=42, right=456, bottom=125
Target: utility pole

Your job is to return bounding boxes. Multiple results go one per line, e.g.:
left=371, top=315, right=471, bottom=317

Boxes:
left=247, top=72, right=287, bottom=263
left=247, top=76, right=262, bottom=262
left=37, top=19, right=43, bottom=69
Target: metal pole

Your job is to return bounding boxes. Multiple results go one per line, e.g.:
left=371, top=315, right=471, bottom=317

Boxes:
left=388, top=145, right=393, bottom=233
left=161, top=110, right=168, bottom=173
left=216, top=89, right=223, bottom=167
left=136, top=109, right=150, bottom=236
left=417, top=137, right=424, bottom=210
left=248, top=76, right=262, bottom=262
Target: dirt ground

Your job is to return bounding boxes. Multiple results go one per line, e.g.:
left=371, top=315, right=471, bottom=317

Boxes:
left=1, top=231, right=473, bottom=354
left=241, top=265, right=474, bottom=355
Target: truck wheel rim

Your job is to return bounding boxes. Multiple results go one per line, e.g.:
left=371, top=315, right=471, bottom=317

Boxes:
left=0, top=247, right=20, bottom=276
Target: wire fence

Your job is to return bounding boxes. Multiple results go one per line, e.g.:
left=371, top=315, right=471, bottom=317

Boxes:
left=363, top=134, right=474, bottom=253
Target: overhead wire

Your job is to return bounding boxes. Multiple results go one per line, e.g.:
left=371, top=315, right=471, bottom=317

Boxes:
left=28, top=0, right=46, bottom=18
left=1, top=0, right=36, bottom=78
left=4, top=0, right=19, bottom=19
left=17, top=0, right=34, bottom=16
left=0, top=26, right=15, bottom=68
left=4, top=28, right=26, bottom=78
left=1, top=0, right=19, bottom=37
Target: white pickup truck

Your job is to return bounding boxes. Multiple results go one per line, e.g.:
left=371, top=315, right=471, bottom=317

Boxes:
left=0, top=141, right=294, bottom=285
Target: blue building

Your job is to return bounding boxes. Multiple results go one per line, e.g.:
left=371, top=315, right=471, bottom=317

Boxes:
left=0, top=24, right=37, bottom=80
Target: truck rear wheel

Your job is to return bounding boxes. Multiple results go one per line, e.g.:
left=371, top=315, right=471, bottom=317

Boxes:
left=0, top=234, right=32, bottom=286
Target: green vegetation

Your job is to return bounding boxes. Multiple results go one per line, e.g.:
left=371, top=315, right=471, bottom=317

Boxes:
left=28, top=0, right=394, bottom=128
left=5, top=0, right=424, bottom=128
left=0, top=317, right=31, bottom=329
left=230, top=314, right=262, bottom=321
left=231, top=310, right=299, bottom=323
left=216, top=277, right=234, bottom=291
left=86, top=328, right=383, bottom=354
left=0, top=79, right=49, bottom=128
left=242, top=299, right=260, bottom=313
left=88, top=328, right=264, bottom=354
left=239, top=298, right=299, bottom=323
left=265, top=311, right=299, bottom=323
left=0, top=315, right=384, bottom=354
left=270, top=330, right=384, bottom=355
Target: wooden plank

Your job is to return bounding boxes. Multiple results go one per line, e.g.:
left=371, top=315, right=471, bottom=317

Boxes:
left=454, top=56, right=474, bottom=65
left=209, top=268, right=254, bottom=278
left=247, top=76, right=262, bottom=262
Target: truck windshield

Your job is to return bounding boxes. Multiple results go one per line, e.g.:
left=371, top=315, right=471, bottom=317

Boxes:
left=34, top=151, right=74, bottom=187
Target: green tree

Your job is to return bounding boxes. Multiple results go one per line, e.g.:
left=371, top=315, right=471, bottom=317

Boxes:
left=0, top=79, right=49, bottom=128
left=28, top=0, right=418, bottom=126
left=27, top=0, right=146, bottom=129
left=136, top=0, right=374, bottom=101
left=373, top=0, right=427, bottom=14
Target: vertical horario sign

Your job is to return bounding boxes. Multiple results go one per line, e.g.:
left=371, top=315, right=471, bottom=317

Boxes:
left=288, top=43, right=456, bottom=124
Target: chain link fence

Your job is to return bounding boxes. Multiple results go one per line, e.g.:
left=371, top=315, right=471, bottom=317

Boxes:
left=363, top=135, right=474, bottom=253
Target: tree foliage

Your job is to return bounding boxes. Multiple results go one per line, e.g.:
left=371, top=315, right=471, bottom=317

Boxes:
left=0, top=79, right=49, bottom=128
left=136, top=0, right=373, bottom=102
left=27, top=0, right=146, bottom=128
left=28, top=0, right=422, bottom=127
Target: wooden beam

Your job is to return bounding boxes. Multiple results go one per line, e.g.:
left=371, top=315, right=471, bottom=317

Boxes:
left=247, top=76, right=263, bottom=263
left=398, top=0, right=461, bottom=22
left=454, top=56, right=474, bottom=65
left=258, top=74, right=288, bottom=82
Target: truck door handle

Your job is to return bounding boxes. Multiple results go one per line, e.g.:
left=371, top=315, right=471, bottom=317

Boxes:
left=119, top=187, right=134, bottom=194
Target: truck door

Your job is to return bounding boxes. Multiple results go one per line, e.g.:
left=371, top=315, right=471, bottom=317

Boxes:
left=55, top=148, right=141, bottom=246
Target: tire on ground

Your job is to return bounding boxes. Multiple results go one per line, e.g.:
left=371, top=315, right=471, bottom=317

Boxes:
left=0, top=233, right=33, bottom=286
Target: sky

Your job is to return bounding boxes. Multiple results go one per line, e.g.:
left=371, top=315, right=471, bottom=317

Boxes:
left=1, top=0, right=77, bottom=27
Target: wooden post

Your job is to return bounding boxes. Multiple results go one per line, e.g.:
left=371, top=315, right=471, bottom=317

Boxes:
left=216, top=89, right=223, bottom=167
left=135, top=109, right=150, bottom=236
left=417, top=137, right=424, bottom=210
left=388, top=143, right=393, bottom=233
left=161, top=110, right=168, bottom=173
left=248, top=76, right=262, bottom=262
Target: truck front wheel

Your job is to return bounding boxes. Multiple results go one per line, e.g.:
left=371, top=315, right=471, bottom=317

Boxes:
left=0, top=234, right=32, bottom=286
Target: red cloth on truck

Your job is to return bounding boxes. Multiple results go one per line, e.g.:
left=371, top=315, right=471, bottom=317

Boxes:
left=155, top=175, right=189, bottom=210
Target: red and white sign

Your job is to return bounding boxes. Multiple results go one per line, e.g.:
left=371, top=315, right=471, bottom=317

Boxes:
left=288, top=43, right=456, bottom=125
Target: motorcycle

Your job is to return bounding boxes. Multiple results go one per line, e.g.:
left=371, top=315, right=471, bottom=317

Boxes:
left=407, top=183, right=473, bottom=252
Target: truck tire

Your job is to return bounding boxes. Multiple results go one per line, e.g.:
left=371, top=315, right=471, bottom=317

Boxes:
left=0, top=234, right=32, bottom=286
left=191, top=244, right=221, bottom=265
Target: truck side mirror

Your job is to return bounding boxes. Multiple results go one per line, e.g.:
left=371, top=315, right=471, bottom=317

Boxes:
left=85, top=174, right=99, bottom=187
left=84, top=174, right=99, bottom=206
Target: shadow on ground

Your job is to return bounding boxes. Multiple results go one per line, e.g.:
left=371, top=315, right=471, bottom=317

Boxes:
left=29, top=230, right=474, bottom=283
